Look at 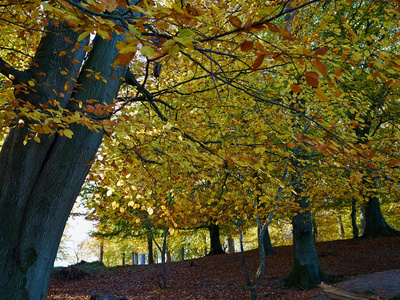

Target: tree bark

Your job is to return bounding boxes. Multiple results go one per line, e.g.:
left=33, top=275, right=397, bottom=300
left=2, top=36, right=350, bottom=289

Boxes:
left=285, top=188, right=324, bottom=289
left=0, top=20, right=129, bottom=299
left=147, top=234, right=154, bottom=265
left=262, top=223, right=274, bottom=256
left=122, top=252, right=126, bottom=266
left=362, top=193, right=400, bottom=238
left=227, top=237, right=235, bottom=254
left=312, top=216, right=318, bottom=242
left=207, top=224, right=225, bottom=255
left=337, top=215, right=345, bottom=239
left=353, top=116, right=398, bottom=239
left=351, top=199, right=359, bottom=240
left=360, top=206, right=366, bottom=236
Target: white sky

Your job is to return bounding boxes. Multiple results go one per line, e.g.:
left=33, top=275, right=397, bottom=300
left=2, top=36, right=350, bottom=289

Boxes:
left=55, top=200, right=97, bottom=267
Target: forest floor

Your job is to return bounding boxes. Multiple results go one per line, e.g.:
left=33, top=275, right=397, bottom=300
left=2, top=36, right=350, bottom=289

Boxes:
left=47, top=235, right=400, bottom=300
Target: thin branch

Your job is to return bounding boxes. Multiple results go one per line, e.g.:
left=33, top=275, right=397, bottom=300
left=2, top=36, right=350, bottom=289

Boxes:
left=0, top=46, right=33, bottom=59
left=125, top=70, right=168, bottom=121
left=197, top=0, right=322, bottom=43
left=134, top=149, right=162, bottom=165
left=63, top=0, right=129, bottom=27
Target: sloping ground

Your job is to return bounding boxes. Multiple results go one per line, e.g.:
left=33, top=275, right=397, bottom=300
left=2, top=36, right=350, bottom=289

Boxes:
left=47, top=236, right=400, bottom=300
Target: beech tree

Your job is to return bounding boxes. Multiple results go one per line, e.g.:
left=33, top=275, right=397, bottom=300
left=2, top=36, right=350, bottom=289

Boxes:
left=1, top=0, right=400, bottom=298
left=0, top=1, right=140, bottom=298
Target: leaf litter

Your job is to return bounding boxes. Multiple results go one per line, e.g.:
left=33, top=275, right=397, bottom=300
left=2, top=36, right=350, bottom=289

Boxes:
left=47, top=236, right=400, bottom=299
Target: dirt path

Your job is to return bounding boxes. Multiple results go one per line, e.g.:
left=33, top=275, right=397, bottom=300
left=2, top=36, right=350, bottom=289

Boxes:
left=313, top=269, right=400, bottom=299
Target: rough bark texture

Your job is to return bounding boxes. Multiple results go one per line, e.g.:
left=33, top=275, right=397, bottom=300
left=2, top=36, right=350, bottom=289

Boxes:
left=207, top=224, right=226, bottom=255
left=362, top=194, right=400, bottom=239
left=285, top=190, right=324, bottom=289
left=0, top=20, right=129, bottom=299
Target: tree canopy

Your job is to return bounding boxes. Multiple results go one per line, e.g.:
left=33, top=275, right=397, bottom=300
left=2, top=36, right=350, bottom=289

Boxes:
left=1, top=0, right=400, bottom=298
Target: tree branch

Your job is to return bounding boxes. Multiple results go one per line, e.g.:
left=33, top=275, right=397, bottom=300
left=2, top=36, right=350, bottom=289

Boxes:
left=198, top=0, right=322, bottom=43
left=0, top=57, right=31, bottom=84
left=125, top=70, right=168, bottom=121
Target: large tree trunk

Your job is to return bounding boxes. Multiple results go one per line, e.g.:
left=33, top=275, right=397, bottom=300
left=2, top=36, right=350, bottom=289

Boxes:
left=285, top=188, right=325, bottom=289
left=359, top=174, right=399, bottom=238
left=353, top=118, right=398, bottom=239
left=363, top=193, right=400, bottom=238
left=0, top=21, right=128, bottom=299
left=207, top=224, right=225, bottom=255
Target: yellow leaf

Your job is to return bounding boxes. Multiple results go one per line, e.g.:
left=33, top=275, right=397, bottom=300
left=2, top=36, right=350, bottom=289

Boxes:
left=314, top=88, right=329, bottom=102
left=140, top=46, right=156, bottom=58
left=147, top=207, right=154, bottom=215
left=28, top=80, right=35, bottom=87
left=34, top=136, right=40, bottom=143
left=64, top=129, right=74, bottom=138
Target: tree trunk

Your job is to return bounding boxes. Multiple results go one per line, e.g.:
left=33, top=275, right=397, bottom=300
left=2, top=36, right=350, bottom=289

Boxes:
left=227, top=237, right=235, bottom=254
left=360, top=206, right=366, bottom=236
left=262, top=223, right=274, bottom=256
left=0, top=20, right=129, bottom=299
left=362, top=193, right=400, bottom=238
left=132, top=252, right=138, bottom=265
left=147, top=234, right=154, bottom=265
left=312, top=217, right=318, bottom=242
left=337, top=215, right=345, bottom=239
left=351, top=199, right=359, bottom=240
left=122, top=252, right=125, bottom=266
left=100, top=241, right=104, bottom=264
left=166, top=251, right=171, bottom=263
left=207, top=224, right=225, bottom=255
left=285, top=189, right=325, bottom=289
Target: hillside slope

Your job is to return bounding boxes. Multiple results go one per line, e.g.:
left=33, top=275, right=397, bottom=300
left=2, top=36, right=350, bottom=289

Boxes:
left=47, top=236, right=400, bottom=299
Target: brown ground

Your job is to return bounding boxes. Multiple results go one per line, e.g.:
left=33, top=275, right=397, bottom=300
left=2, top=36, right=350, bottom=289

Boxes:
left=47, top=236, right=400, bottom=300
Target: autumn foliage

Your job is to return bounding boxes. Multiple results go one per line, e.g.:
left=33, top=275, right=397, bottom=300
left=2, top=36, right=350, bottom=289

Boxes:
left=1, top=0, right=400, bottom=299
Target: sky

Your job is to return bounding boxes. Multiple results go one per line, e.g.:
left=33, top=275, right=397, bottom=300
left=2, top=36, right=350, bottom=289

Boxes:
left=54, top=200, right=98, bottom=267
